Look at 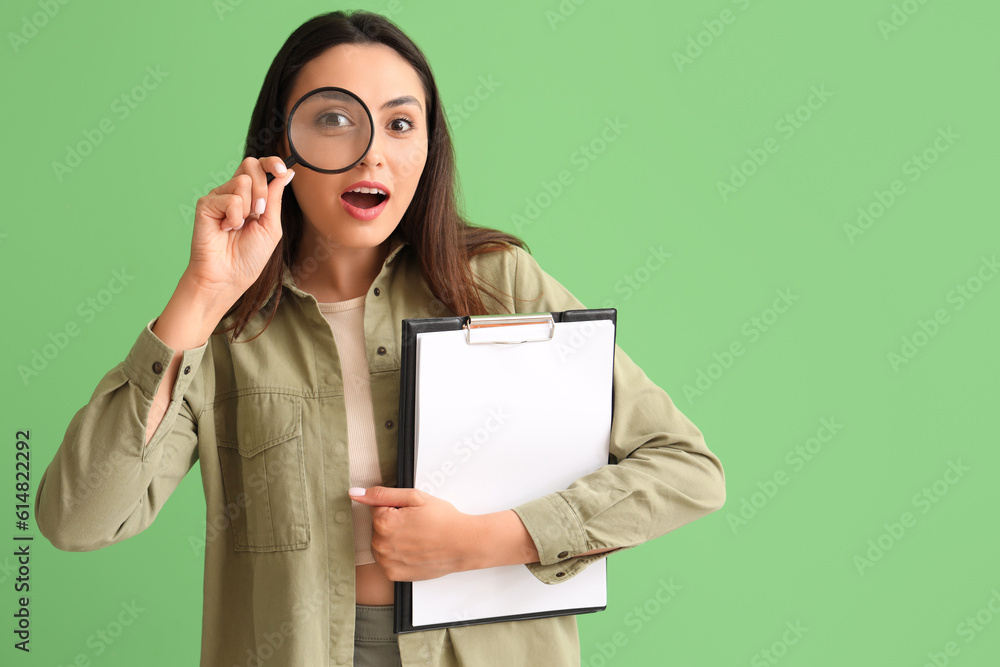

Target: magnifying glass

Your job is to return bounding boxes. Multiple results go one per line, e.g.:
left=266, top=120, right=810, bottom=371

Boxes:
left=265, top=86, right=374, bottom=184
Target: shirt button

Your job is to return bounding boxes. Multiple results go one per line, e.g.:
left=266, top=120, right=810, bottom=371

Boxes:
left=152, top=361, right=163, bottom=374
left=336, top=583, right=350, bottom=596
left=334, top=511, right=347, bottom=523
left=555, top=572, right=566, bottom=578
left=373, top=287, right=381, bottom=296
left=377, top=346, right=387, bottom=355
left=557, top=551, right=569, bottom=559
left=183, top=365, right=191, bottom=375
left=384, top=420, right=394, bottom=430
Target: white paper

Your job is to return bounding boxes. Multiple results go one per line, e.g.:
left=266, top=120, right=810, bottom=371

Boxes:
left=410, top=318, right=614, bottom=627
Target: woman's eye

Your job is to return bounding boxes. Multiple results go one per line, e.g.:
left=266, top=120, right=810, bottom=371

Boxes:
left=390, top=117, right=414, bottom=133
left=319, top=113, right=350, bottom=127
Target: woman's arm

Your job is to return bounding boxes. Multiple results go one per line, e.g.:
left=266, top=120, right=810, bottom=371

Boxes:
left=466, top=510, right=615, bottom=570
left=504, top=245, right=726, bottom=584
left=34, top=273, right=222, bottom=552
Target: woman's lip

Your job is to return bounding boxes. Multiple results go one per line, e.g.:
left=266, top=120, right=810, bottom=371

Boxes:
left=340, top=193, right=389, bottom=221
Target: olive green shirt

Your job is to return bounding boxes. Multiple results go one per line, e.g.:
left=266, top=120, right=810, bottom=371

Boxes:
left=35, top=235, right=726, bottom=666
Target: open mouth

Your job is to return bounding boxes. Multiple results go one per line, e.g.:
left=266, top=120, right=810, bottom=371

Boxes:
left=341, top=191, right=388, bottom=209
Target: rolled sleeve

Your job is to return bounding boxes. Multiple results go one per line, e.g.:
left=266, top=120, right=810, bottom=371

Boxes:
left=512, top=493, right=629, bottom=585
left=509, top=246, right=726, bottom=584
left=124, top=318, right=208, bottom=404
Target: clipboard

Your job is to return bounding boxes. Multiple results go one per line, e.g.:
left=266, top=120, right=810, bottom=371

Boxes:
left=394, top=308, right=617, bottom=634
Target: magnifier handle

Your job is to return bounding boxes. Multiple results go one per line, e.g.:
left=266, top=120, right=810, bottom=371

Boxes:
left=265, top=155, right=298, bottom=184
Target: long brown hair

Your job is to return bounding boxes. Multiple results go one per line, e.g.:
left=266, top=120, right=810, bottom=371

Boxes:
left=217, top=10, right=529, bottom=342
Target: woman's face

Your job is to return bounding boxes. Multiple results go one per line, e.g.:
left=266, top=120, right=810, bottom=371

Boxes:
left=280, top=43, right=428, bottom=253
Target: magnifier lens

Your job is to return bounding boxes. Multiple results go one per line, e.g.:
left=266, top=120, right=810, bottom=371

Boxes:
left=288, top=89, right=372, bottom=173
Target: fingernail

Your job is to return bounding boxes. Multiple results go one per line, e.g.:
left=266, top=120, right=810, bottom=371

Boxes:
left=275, top=162, right=287, bottom=175
left=348, top=487, right=366, bottom=496
left=234, top=221, right=244, bottom=231
left=286, top=170, right=295, bottom=183
left=254, top=198, right=266, bottom=215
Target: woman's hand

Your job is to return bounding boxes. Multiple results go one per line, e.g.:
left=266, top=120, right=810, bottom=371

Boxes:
left=183, top=156, right=296, bottom=307
left=349, top=486, right=618, bottom=581
left=349, top=486, right=485, bottom=582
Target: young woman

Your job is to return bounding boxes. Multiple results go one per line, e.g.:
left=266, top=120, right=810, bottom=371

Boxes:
left=35, top=10, right=725, bottom=666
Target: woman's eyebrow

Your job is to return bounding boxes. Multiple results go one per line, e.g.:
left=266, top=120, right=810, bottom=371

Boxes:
left=380, top=95, right=423, bottom=112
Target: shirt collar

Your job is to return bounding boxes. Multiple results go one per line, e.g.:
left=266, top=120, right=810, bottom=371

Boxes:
left=270, top=234, right=409, bottom=303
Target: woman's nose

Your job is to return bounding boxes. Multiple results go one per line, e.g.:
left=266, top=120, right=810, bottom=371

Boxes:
left=360, top=133, right=384, bottom=168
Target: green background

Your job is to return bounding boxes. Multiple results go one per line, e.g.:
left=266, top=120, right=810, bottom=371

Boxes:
left=3, top=0, right=997, bottom=665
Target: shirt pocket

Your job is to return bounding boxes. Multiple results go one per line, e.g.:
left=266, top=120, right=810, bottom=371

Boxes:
left=214, top=391, right=310, bottom=552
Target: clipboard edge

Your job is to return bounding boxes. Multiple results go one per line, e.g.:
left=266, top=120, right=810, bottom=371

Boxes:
left=395, top=602, right=609, bottom=635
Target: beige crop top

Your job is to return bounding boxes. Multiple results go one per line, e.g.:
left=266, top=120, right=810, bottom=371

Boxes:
left=317, top=295, right=381, bottom=566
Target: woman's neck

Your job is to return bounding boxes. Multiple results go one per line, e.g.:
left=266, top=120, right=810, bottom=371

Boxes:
left=291, top=233, right=391, bottom=303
